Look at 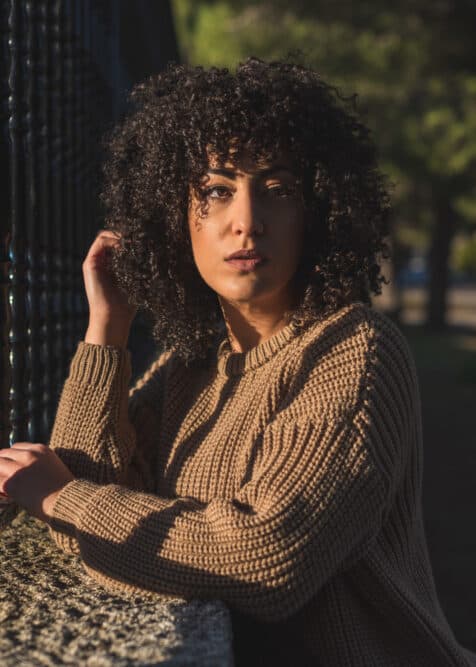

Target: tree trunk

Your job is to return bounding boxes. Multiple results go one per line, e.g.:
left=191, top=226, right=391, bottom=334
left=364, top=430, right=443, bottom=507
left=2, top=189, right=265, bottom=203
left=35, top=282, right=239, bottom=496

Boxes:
left=426, top=193, right=455, bottom=330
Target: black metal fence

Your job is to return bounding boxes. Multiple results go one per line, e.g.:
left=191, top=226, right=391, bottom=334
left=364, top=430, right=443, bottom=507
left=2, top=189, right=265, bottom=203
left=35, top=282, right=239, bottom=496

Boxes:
left=0, top=0, right=178, bottom=449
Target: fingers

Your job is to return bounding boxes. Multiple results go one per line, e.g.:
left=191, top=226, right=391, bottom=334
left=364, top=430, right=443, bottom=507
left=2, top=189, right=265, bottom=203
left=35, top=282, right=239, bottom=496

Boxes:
left=97, top=229, right=121, bottom=237
left=0, top=444, right=49, bottom=499
left=0, top=452, right=18, bottom=466
left=92, top=229, right=121, bottom=239
left=94, top=229, right=122, bottom=245
left=0, top=443, right=74, bottom=519
left=83, top=230, right=124, bottom=268
left=89, top=231, right=121, bottom=252
left=0, top=443, right=47, bottom=464
left=0, top=455, right=20, bottom=495
left=10, top=442, right=48, bottom=452
left=0, top=447, right=35, bottom=464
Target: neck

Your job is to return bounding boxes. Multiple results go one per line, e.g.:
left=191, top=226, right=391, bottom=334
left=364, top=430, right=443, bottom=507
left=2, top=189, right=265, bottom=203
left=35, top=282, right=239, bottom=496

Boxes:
left=218, top=290, right=297, bottom=354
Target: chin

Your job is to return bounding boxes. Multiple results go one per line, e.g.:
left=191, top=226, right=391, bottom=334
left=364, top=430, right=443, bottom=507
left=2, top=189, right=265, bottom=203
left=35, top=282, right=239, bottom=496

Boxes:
left=218, top=284, right=282, bottom=307
left=219, top=291, right=261, bottom=305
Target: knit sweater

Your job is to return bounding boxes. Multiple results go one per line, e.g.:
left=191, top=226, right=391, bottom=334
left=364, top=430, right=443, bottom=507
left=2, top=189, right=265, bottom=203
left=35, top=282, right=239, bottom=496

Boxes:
left=47, top=301, right=474, bottom=666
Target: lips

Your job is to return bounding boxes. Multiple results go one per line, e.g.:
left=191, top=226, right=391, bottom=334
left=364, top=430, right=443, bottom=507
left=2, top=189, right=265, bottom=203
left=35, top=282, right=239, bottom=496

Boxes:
left=225, top=249, right=266, bottom=261
left=224, top=248, right=268, bottom=272
left=225, top=257, right=267, bottom=273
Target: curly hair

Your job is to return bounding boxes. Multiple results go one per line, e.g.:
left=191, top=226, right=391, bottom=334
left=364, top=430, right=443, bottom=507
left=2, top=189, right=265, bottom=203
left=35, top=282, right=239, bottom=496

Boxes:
left=100, top=57, right=391, bottom=363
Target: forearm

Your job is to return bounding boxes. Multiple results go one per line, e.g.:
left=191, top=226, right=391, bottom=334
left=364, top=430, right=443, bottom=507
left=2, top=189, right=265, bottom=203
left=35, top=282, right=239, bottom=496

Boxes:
left=48, top=414, right=388, bottom=622
left=84, top=316, right=131, bottom=349
left=46, top=340, right=154, bottom=554
left=48, top=331, right=172, bottom=494
left=48, top=341, right=136, bottom=486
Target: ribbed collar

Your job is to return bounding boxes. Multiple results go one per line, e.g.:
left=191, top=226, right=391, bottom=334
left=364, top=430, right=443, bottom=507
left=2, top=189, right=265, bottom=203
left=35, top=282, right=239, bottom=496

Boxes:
left=216, top=319, right=302, bottom=376
left=214, top=301, right=366, bottom=377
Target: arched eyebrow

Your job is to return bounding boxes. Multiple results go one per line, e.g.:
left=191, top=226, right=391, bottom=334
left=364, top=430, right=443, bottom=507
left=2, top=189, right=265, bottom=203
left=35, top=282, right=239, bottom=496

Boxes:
left=206, top=165, right=296, bottom=179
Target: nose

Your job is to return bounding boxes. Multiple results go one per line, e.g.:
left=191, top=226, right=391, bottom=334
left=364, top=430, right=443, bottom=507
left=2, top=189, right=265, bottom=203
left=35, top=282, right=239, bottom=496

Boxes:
left=230, top=186, right=264, bottom=236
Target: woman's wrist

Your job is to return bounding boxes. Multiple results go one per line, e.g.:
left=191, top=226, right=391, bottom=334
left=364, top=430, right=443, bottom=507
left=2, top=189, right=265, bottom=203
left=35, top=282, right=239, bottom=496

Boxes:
left=84, top=317, right=131, bottom=349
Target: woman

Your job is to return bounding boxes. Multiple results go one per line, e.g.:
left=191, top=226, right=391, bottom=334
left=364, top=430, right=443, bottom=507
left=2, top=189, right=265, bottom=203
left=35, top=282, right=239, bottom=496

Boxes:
left=0, top=59, right=474, bottom=666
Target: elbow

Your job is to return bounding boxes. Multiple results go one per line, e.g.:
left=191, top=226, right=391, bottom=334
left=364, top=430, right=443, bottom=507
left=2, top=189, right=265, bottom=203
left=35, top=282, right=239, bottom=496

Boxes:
left=230, top=571, right=310, bottom=623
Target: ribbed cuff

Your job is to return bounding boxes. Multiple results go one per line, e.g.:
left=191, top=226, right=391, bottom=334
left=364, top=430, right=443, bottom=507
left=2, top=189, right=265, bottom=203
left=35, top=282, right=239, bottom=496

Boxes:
left=50, top=479, right=101, bottom=537
left=69, top=342, right=131, bottom=388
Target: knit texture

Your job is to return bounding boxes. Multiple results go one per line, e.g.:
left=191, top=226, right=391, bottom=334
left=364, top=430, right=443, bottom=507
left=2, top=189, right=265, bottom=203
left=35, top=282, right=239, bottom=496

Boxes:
left=47, top=302, right=475, bottom=666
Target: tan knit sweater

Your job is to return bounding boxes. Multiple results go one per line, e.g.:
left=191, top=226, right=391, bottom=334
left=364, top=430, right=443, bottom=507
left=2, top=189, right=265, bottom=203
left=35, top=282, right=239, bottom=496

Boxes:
left=47, top=302, right=474, bottom=666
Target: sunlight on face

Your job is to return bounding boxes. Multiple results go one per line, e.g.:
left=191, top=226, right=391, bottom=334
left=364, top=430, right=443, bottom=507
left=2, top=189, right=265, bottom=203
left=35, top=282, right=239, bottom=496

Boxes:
left=188, top=150, right=305, bottom=314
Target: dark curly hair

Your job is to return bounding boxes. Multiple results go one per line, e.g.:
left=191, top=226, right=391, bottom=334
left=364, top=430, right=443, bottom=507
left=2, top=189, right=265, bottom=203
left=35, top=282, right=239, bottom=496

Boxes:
left=100, top=57, right=391, bottom=363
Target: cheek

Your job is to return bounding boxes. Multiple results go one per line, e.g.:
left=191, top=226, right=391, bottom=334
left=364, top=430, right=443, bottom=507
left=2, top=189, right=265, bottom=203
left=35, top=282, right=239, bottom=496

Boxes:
left=188, top=221, right=218, bottom=284
left=273, top=215, right=305, bottom=267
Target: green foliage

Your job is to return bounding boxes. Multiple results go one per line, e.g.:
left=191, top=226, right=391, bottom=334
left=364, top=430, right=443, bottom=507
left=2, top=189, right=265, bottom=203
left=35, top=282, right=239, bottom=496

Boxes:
left=452, top=235, right=476, bottom=276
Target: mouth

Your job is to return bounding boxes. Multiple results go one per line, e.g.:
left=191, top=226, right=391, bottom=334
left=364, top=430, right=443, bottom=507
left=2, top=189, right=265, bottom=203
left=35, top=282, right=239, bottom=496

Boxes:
left=225, top=249, right=267, bottom=271
left=225, top=257, right=267, bottom=272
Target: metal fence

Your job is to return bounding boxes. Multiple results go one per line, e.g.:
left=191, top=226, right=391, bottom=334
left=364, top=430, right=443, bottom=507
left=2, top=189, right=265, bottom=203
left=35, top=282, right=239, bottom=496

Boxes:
left=0, top=0, right=178, bottom=450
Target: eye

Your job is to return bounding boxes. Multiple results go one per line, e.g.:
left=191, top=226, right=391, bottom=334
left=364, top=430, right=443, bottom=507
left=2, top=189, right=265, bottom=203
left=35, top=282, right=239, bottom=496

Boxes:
left=202, top=185, right=232, bottom=200
left=265, top=183, right=298, bottom=198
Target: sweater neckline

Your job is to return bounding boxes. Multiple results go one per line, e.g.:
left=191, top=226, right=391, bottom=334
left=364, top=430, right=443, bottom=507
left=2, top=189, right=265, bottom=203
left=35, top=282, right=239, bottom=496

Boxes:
left=214, top=301, right=367, bottom=377
left=216, top=319, right=302, bottom=376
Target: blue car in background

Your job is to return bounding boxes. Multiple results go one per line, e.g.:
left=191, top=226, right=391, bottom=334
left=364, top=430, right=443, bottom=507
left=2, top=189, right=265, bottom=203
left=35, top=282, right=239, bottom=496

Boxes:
left=396, top=255, right=429, bottom=288
left=396, top=255, right=472, bottom=288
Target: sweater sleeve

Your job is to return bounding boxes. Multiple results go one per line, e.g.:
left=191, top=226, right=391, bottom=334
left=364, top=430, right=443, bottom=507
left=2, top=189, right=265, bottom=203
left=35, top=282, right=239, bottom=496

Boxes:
left=47, top=341, right=171, bottom=553
left=48, top=324, right=411, bottom=622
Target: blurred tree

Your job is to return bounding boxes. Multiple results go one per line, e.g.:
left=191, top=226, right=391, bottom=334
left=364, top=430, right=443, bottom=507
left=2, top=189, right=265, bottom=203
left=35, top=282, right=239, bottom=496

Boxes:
left=452, top=234, right=476, bottom=279
left=172, top=0, right=476, bottom=327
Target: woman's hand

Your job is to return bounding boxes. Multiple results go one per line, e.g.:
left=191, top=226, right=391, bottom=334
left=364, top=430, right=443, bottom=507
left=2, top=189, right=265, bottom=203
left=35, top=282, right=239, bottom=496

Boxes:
left=83, top=230, right=137, bottom=347
left=0, top=443, right=75, bottom=523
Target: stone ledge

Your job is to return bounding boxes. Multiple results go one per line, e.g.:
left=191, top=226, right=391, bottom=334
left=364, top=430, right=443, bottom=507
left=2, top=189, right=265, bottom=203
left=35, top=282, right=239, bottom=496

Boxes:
left=0, top=511, right=234, bottom=666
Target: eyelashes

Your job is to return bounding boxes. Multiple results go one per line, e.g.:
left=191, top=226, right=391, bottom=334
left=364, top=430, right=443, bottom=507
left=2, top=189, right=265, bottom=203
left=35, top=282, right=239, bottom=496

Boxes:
left=202, top=185, right=231, bottom=200
left=201, top=184, right=300, bottom=201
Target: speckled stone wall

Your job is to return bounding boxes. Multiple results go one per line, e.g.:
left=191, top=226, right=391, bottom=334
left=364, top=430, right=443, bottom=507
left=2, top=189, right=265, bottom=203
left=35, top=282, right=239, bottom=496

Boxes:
left=0, top=511, right=234, bottom=666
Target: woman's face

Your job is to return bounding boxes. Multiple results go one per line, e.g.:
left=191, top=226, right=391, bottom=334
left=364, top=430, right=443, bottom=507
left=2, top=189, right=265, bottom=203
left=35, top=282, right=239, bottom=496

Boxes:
left=188, top=152, right=306, bottom=312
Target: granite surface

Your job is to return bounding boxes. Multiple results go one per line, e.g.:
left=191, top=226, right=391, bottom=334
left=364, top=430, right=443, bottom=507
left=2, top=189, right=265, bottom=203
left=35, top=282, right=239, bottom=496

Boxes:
left=0, top=510, right=234, bottom=666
